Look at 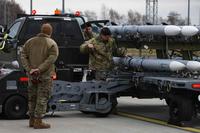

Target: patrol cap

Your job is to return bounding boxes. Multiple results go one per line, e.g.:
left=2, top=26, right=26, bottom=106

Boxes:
left=100, top=27, right=111, bottom=36
left=41, top=23, right=53, bottom=36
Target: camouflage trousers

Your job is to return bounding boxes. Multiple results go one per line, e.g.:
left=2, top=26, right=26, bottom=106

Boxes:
left=28, top=78, right=52, bottom=118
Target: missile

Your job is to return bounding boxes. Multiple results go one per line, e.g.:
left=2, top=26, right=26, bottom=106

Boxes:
left=181, top=26, right=199, bottom=36
left=113, top=57, right=186, bottom=72
left=177, top=60, right=200, bottom=71
left=107, top=25, right=137, bottom=36
left=107, top=25, right=181, bottom=36
left=137, top=25, right=181, bottom=36
left=108, top=25, right=200, bottom=37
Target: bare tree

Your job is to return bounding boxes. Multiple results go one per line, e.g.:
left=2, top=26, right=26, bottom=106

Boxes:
left=0, top=0, right=25, bottom=26
left=167, top=11, right=186, bottom=25
left=101, top=4, right=109, bottom=19
left=84, top=10, right=97, bottom=21
left=127, top=9, right=142, bottom=25
left=109, top=8, right=120, bottom=23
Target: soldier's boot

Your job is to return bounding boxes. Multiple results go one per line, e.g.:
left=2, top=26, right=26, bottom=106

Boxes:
left=29, top=116, right=35, bottom=127
left=33, top=118, right=50, bottom=129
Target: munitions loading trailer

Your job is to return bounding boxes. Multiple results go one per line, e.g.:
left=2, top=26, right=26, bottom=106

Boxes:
left=0, top=14, right=200, bottom=126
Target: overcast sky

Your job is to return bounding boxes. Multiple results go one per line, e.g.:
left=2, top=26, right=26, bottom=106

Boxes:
left=14, top=0, right=200, bottom=25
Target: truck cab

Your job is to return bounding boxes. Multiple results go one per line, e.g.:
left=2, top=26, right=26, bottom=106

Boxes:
left=0, top=14, right=89, bottom=118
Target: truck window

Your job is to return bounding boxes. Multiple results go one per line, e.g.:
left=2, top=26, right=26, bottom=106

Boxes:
left=19, top=19, right=84, bottom=47
left=61, top=21, right=84, bottom=46
left=8, top=21, right=21, bottom=39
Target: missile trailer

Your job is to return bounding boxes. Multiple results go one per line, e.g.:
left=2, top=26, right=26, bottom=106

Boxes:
left=0, top=15, right=200, bottom=126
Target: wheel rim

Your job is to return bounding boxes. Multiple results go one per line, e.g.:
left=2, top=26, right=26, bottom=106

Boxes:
left=12, top=101, right=22, bottom=113
left=4, top=96, right=27, bottom=119
left=14, top=105, right=20, bottom=111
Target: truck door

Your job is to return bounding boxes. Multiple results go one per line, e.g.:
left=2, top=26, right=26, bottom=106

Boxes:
left=0, top=19, right=24, bottom=68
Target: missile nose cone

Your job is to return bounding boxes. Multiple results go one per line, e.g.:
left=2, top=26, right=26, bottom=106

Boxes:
left=186, top=61, right=200, bottom=71
left=169, top=61, right=186, bottom=71
left=164, top=25, right=181, bottom=36
left=181, top=26, right=199, bottom=36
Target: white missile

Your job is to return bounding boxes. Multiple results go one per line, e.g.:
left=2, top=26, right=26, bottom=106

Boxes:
left=108, top=25, right=181, bottom=36
left=137, top=25, right=181, bottom=36
left=113, top=57, right=186, bottom=72
left=164, top=25, right=182, bottom=36
left=107, top=25, right=137, bottom=35
left=178, top=60, right=200, bottom=71
left=181, top=26, right=199, bottom=36
left=186, top=61, right=200, bottom=71
left=140, top=59, right=186, bottom=71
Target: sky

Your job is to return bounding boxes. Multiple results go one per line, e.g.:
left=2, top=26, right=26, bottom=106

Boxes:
left=14, top=0, right=200, bottom=25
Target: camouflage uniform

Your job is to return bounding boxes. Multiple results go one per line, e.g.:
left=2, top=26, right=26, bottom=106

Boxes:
left=83, top=31, right=96, bottom=41
left=20, top=33, right=59, bottom=118
left=80, top=36, right=126, bottom=80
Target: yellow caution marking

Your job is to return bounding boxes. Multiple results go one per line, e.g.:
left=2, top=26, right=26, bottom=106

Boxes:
left=117, top=111, right=200, bottom=133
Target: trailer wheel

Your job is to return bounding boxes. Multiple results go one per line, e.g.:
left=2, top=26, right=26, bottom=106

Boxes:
left=94, top=96, right=117, bottom=117
left=169, top=95, right=193, bottom=123
left=80, top=94, right=96, bottom=115
left=4, top=96, right=28, bottom=119
left=81, top=94, right=117, bottom=117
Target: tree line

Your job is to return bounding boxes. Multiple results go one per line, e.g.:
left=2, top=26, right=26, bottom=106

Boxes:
left=0, top=0, right=25, bottom=26
left=84, top=4, right=188, bottom=25
left=0, top=1, right=187, bottom=26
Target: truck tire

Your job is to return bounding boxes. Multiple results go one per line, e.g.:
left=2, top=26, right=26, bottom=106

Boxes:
left=169, top=95, right=193, bottom=122
left=4, top=96, right=28, bottom=119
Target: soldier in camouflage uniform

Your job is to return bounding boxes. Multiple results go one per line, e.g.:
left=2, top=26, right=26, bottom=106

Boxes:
left=83, top=22, right=96, bottom=40
left=20, top=23, right=59, bottom=129
left=80, top=27, right=126, bottom=80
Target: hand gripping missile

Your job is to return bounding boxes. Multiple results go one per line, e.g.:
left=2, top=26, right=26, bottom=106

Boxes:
left=113, top=57, right=186, bottom=72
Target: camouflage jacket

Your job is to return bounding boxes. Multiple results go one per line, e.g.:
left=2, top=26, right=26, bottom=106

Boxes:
left=80, top=36, right=126, bottom=71
left=83, top=31, right=96, bottom=41
left=20, top=33, right=59, bottom=79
